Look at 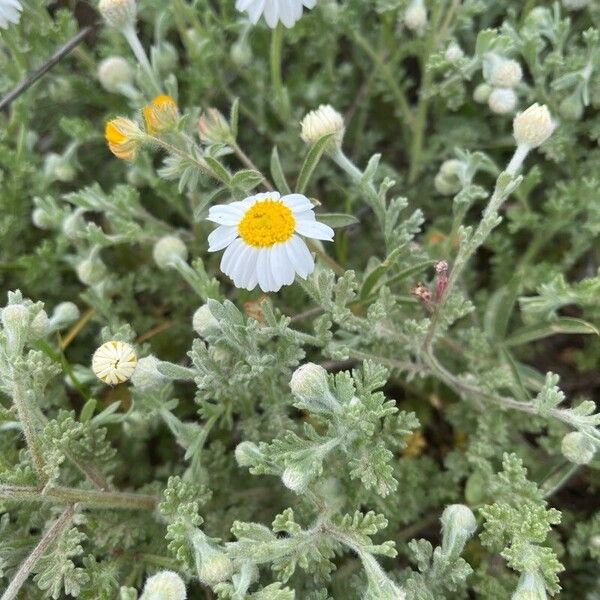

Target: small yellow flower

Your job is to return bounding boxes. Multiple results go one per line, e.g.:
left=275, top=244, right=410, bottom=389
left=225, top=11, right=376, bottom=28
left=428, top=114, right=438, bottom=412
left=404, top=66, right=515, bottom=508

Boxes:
left=92, top=340, right=137, bottom=385
left=105, top=117, right=141, bottom=160
left=143, top=95, right=178, bottom=134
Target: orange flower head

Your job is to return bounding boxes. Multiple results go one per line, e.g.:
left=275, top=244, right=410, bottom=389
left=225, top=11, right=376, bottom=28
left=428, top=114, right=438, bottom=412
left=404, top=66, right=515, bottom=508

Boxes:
left=143, top=94, right=178, bottom=134
left=105, top=117, right=141, bottom=160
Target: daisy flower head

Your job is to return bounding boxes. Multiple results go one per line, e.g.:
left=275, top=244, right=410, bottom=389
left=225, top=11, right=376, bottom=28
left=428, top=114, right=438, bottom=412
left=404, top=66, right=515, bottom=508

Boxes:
left=0, top=0, right=22, bottom=29
left=105, top=117, right=143, bottom=160
left=235, top=0, right=316, bottom=29
left=92, top=340, right=137, bottom=385
left=207, top=192, right=334, bottom=293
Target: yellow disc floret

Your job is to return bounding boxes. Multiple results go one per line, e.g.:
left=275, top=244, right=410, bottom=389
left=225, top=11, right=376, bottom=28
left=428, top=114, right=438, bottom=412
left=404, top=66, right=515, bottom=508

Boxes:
left=238, top=200, right=296, bottom=248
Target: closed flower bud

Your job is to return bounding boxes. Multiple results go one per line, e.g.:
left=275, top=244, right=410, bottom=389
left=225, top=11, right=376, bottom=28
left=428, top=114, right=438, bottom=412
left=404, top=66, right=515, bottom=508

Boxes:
left=300, top=104, right=345, bottom=149
left=404, top=0, right=427, bottom=33
left=49, top=302, right=80, bottom=330
left=141, top=570, right=186, bottom=600
left=473, top=83, right=492, bottom=104
left=143, top=95, right=179, bottom=135
left=445, top=43, right=464, bottom=62
left=2, top=303, right=29, bottom=352
left=489, top=59, right=523, bottom=88
left=235, top=441, right=263, bottom=467
left=153, top=236, right=188, bottom=270
left=31, top=208, right=55, bottom=230
left=192, top=305, right=220, bottom=338
left=290, top=363, right=341, bottom=414
left=281, top=465, right=310, bottom=493
left=76, top=257, right=108, bottom=286
left=513, top=103, right=555, bottom=148
left=98, top=0, right=136, bottom=30
left=231, top=39, right=252, bottom=67
left=197, top=108, right=232, bottom=145
left=434, top=172, right=459, bottom=196
left=130, top=355, right=167, bottom=391
left=98, top=56, right=133, bottom=93
left=92, top=340, right=137, bottom=385
left=440, top=504, right=477, bottom=556
left=561, top=431, right=596, bottom=465
left=105, top=117, right=143, bottom=160
left=488, top=87, right=517, bottom=114
left=197, top=553, right=232, bottom=586
left=29, top=309, right=49, bottom=341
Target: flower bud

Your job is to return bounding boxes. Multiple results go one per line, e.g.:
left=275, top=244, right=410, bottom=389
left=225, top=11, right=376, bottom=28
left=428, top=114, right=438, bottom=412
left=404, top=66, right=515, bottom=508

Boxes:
left=130, top=355, right=167, bottom=391
left=92, top=340, right=137, bottom=385
left=281, top=465, right=310, bottom=493
left=434, top=173, right=458, bottom=196
left=513, top=103, right=555, bottom=148
left=489, top=59, right=523, bottom=88
left=234, top=441, right=263, bottom=467
left=488, top=87, right=517, bottom=114
left=2, top=304, right=30, bottom=353
left=153, top=236, right=188, bottom=270
left=290, top=363, right=341, bottom=414
left=105, top=117, right=143, bottom=160
left=31, top=208, right=55, bottom=230
left=404, top=0, right=427, bottom=33
left=98, top=56, right=133, bottom=93
left=192, top=305, right=220, bottom=337
left=440, top=504, right=477, bottom=556
left=76, top=257, right=108, bottom=286
left=141, top=570, right=187, bottom=600
left=197, top=553, right=232, bottom=586
left=98, top=0, right=137, bottom=30
left=300, top=104, right=345, bottom=149
left=197, top=108, right=232, bottom=145
left=561, top=431, right=596, bottom=465
left=143, top=95, right=179, bottom=135
left=445, top=43, right=464, bottom=62
left=29, top=309, right=49, bottom=341
left=473, top=83, right=492, bottom=104
left=231, top=40, right=252, bottom=67
left=49, top=302, right=80, bottom=330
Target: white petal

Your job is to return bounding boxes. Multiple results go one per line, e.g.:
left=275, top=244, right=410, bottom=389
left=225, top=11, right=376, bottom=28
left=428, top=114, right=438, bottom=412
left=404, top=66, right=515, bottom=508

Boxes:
left=286, top=235, right=314, bottom=279
left=208, top=226, right=238, bottom=252
left=271, top=243, right=295, bottom=287
left=220, top=238, right=245, bottom=275
left=282, top=193, right=314, bottom=213
left=235, top=247, right=260, bottom=290
left=256, top=249, right=273, bottom=292
left=263, top=0, right=280, bottom=28
left=207, top=204, right=244, bottom=226
left=294, top=219, right=334, bottom=241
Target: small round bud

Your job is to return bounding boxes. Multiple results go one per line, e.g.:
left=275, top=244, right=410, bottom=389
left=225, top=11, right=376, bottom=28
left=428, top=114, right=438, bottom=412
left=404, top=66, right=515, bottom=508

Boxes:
left=153, top=236, right=188, bottom=270
left=98, top=56, right=133, bottom=93
left=76, top=258, right=108, bottom=286
left=488, top=87, right=517, bottom=114
left=31, top=208, right=55, bottom=230
left=513, top=103, right=555, bottom=148
left=445, top=43, right=464, bottom=62
left=300, top=104, right=345, bottom=148
left=473, top=83, right=492, bottom=104
left=434, top=173, right=459, bottom=196
left=197, top=553, right=232, bottom=586
left=231, top=40, right=252, bottom=67
left=440, top=159, right=462, bottom=179
left=92, top=340, right=137, bottom=385
left=561, top=431, right=596, bottom=465
left=141, top=570, right=186, bottom=600
left=29, top=309, right=49, bottom=341
left=234, top=441, right=263, bottom=467
left=192, top=305, right=220, bottom=338
left=490, top=59, right=523, bottom=88
left=130, top=355, right=167, bottom=391
left=98, top=0, right=136, bottom=29
left=290, top=363, right=340, bottom=414
left=440, top=504, right=477, bottom=556
left=404, top=0, right=427, bottom=33
left=50, top=302, right=80, bottom=330
left=281, top=466, right=310, bottom=493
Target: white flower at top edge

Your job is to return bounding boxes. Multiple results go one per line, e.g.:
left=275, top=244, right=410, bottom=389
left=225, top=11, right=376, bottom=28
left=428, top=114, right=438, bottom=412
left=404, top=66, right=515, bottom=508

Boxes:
left=235, top=0, right=316, bottom=29
left=92, top=340, right=137, bottom=385
left=207, top=192, right=334, bottom=293
left=0, top=0, right=23, bottom=29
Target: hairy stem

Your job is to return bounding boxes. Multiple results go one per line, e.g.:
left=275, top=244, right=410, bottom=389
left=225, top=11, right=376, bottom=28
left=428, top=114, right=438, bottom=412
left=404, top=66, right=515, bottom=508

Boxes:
left=1, top=505, right=76, bottom=600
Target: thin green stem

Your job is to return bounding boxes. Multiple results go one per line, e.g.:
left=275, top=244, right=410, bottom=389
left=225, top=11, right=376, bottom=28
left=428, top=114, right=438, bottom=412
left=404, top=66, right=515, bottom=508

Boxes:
left=270, top=23, right=288, bottom=117
left=121, top=26, right=162, bottom=96
left=0, top=505, right=76, bottom=600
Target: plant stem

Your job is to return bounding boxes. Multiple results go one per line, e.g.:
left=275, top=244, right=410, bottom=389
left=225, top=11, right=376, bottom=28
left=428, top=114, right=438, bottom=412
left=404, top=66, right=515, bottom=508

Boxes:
left=1, top=505, right=76, bottom=600
left=122, top=25, right=162, bottom=96
left=0, top=484, right=158, bottom=510
left=231, top=141, right=275, bottom=191
left=270, top=23, right=287, bottom=116
left=11, top=369, right=47, bottom=484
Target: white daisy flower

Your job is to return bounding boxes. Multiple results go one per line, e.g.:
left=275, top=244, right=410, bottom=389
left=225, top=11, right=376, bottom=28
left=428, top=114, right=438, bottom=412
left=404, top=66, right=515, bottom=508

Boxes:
left=235, top=0, right=316, bottom=29
left=0, top=0, right=23, bottom=29
left=207, top=192, right=334, bottom=293
left=92, top=340, right=137, bottom=385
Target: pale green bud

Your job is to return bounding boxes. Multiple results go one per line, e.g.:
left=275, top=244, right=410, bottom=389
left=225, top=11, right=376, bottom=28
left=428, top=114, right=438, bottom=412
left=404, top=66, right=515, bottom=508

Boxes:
left=235, top=441, right=263, bottom=467
left=281, top=465, right=311, bottom=493
left=473, top=83, right=492, bottom=104
left=153, top=236, right=188, bottom=270
left=192, top=305, right=220, bottom=338
left=76, top=257, right=108, bottom=286
left=513, top=103, right=555, bottom=148
left=440, top=504, right=477, bottom=556
left=561, top=431, right=596, bottom=465
left=404, top=0, right=427, bottom=33
left=1, top=304, right=29, bottom=353
left=231, top=40, right=252, bottom=67
left=488, top=87, right=517, bottom=114
left=289, top=363, right=341, bottom=414
left=141, top=570, right=186, bottom=600
left=130, top=356, right=166, bottom=391
left=50, top=302, right=80, bottom=329
left=29, top=309, right=49, bottom=341
left=99, top=0, right=137, bottom=29
left=98, top=56, right=134, bottom=93
left=31, top=208, right=55, bottom=230
left=489, top=59, right=523, bottom=88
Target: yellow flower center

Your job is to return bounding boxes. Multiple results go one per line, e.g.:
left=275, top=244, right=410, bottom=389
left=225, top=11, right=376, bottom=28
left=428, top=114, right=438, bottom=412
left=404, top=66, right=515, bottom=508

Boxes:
left=238, top=200, right=296, bottom=248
